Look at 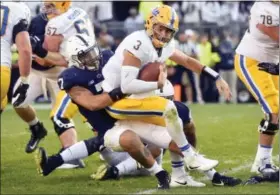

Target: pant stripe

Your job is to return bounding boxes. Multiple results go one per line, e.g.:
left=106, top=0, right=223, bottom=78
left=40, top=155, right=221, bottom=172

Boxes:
left=239, top=55, right=271, bottom=113
left=56, top=94, right=71, bottom=117
left=106, top=106, right=163, bottom=116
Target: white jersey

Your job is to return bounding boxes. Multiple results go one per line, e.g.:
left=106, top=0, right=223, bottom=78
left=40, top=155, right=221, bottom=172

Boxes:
left=45, top=7, right=95, bottom=57
left=102, top=30, right=175, bottom=92
left=0, top=2, right=31, bottom=68
left=236, top=2, right=279, bottom=63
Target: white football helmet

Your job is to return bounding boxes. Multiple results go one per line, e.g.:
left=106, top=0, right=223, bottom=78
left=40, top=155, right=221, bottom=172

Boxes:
left=65, top=34, right=101, bottom=70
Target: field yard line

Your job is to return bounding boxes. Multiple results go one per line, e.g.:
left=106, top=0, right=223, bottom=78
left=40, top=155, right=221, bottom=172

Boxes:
left=131, top=156, right=278, bottom=195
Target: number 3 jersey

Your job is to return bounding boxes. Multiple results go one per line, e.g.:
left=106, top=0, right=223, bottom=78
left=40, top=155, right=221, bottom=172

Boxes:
left=1, top=2, right=31, bottom=68
left=102, top=30, right=176, bottom=92
left=45, top=6, right=95, bottom=57
left=236, top=2, right=279, bottom=63
left=58, top=50, right=115, bottom=136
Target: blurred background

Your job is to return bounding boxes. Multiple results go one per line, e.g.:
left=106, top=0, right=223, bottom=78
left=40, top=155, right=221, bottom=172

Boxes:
left=10, top=1, right=256, bottom=105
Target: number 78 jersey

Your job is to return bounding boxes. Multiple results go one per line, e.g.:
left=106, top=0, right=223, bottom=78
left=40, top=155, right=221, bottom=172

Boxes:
left=1, top=2, right=31, bottom=67
left=236, top=2, right=279, bottom=63
left=45, top=7, right=95, bottom=56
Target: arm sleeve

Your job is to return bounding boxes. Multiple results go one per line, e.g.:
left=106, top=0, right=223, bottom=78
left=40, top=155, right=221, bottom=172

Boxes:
left=121, top=66, right=158, bottom=94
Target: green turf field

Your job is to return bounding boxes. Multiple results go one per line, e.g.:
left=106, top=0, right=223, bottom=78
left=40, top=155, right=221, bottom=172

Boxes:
left=1, top=104, right=278, bottom=194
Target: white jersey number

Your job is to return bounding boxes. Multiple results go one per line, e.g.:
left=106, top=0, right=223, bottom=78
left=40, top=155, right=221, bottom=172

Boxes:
left=0, top=5, right=10, bottom=36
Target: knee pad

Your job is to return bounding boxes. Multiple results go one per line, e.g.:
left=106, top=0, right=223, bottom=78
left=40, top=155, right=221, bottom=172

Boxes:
left=84, top=136, right=104, bottom=155
left=258, top=118, right=279, bottom=135
left=51, top=116, right=75, bottom=136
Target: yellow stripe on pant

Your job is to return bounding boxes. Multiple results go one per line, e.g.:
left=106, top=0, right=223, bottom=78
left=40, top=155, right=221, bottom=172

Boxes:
left=106, top=96, right=169, bottom=127
left=234, top=54, right=279, bottom=114
left=1, top=66, right=11, bottom=111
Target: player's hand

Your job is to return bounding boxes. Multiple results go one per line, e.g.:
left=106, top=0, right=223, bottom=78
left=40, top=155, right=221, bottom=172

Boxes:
left=215, top=77, right=232, bottom=101
left=12, top=80, right=29, bottom=107
left=258, top=62, right=279, bottom=75
left=157, top=65, right=167, bottom=89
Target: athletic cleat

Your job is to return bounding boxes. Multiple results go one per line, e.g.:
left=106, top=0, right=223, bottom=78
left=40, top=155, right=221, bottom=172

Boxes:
left=34, top=147, right=47, bottom=176
left=156, top=170, right=170, bottom=190
left=34, top=147, right=64, bottom=176
left=258, top=164, right=279, bottom=174
left=91, top=164, right=119, bottom=180
left=185, top=153, right=219, bottom=172
left=26, top=122, right=47, bottom=153
left=57, top=159, right=85, bottom=169
left=243, top=176, right=264, bottom=185
left=212, top=172, right=242, bottom=187
left=170, top=174, right=205, bottom=188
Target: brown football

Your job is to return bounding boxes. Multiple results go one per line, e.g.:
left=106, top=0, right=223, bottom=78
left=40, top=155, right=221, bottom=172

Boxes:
left=138, top=62, right=162, bottom=81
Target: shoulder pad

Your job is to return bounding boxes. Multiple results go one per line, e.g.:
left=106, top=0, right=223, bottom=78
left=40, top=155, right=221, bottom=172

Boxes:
left=58, top=67, right=79, bottom=90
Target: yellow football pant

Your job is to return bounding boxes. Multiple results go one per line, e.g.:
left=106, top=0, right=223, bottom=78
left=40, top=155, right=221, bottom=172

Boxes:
left=234, top=54, right=279, bottom=114
left=50, top=90, right=87, bottom=122
left=106, top=96, right=169, bottom=127
left=1, top=66, right=11, bottom=111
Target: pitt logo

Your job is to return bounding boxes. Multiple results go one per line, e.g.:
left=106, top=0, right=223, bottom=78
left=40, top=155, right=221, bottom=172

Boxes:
left=152, top=8, right=159, bottom=16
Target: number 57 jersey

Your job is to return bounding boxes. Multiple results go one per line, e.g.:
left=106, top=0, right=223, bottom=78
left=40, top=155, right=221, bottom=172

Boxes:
left=1, top=2, right=31, bottom=68
left=45, top=6, right=95, bottom=56
left=236, top=2, right=279, bottom=63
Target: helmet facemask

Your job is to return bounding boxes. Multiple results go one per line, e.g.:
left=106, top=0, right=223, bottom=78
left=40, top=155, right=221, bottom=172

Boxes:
left=151, top=22, right=176, bottom=47
left=71, top=45, right=102, bottom=71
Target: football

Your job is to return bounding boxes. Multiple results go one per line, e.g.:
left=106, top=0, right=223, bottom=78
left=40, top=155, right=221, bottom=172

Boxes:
left=138, top=62, right=162, bottom=81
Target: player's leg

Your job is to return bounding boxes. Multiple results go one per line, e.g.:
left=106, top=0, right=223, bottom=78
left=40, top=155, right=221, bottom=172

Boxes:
left=35, top=132, right=104, bottom=176
left=50, top=90, right=85, bottom=168
left=0, top=66, right=11, bottom=113
left=107, top=96, right=218, bottom=171
left=12, top=72, right=47, bottom=153
left=235, top=54, right=279, bottom=173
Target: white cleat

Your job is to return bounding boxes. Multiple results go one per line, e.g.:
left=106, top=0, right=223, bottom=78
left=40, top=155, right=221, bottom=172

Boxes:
left=170, top=174, right=206, bottom=188
left=184, top=154, right=219, bottom=172
left=251, top=159, right=279, bottom=174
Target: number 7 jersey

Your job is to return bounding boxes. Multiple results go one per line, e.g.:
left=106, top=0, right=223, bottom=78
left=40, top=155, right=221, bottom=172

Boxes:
left=1, top=2, right=31, bottom=68
left=236, top=2, right=279, bottom=63
left=45, top=6, right=95, bottom=57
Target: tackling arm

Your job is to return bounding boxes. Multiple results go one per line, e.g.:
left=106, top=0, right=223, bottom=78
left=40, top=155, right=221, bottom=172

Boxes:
left=68, top=86, right=113, bottom=111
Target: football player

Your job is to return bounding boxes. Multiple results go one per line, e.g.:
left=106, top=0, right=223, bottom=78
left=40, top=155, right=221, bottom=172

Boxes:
left=35, top=34, right=171, bottom=189
left=1, top=2, right=32, bottom=113
left=28, top=1, right=95, bottom=169
left=235, top=1, right=279, bottom=174
left=101, top=5, right=230, bottom=172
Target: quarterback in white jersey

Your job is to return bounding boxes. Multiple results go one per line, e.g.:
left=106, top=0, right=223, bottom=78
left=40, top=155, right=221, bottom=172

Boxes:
left=102, top=4, right=231, bottom=183
left=0, top=2, right=32, bottom=112
left=234, top=1, right=279, bottom=174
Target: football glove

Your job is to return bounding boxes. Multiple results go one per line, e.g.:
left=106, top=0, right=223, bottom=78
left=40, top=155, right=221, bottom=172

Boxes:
left=258, top=62, right=279, bottom=75
left=12, top=81, right=29, bottom=107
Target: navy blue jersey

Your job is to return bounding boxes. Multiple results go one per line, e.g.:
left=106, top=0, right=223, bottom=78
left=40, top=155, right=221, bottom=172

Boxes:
left=174, top=101, right=191, bottom=124
left=28, top=14, right=54, bottom=71
left=58, top=50, right=115, bottom=137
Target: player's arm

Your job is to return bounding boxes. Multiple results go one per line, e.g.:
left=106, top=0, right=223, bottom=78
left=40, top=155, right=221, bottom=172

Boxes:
left=170, top=49, right=232, bottom=100
left=43, top=34, right=63, bottom=52
left=67, top=86, right=114, bottom=111
left=13, top=19, right=32, bottom=79
left=121, top=50, right=162, bottom=94
left=30, top=36, right=68, bottom=67
left=256, top=24, right=279, bottom=42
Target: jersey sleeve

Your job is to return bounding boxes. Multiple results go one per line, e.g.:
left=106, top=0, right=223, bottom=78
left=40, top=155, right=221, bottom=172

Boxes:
left=13, top=3, right=31, bottom=25
left=124, top=34, right=147, bottom=63
left=254, top=5, right=279, bottom=27
left=58, top=68, right=79, bottom=91
left=45, top=14, right=73, bottom=36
